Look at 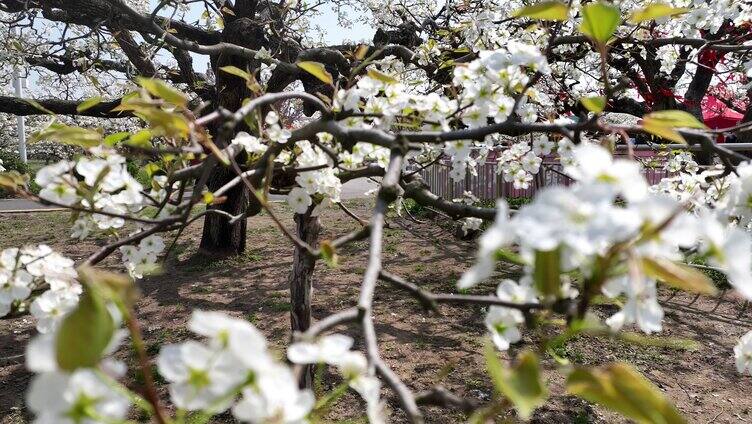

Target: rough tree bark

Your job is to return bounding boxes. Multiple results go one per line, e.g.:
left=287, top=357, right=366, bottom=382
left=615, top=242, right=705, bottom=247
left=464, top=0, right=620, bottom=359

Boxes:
left=289, top=207, right=321, bottom=388
left=199, top=15, right=264, bottom=255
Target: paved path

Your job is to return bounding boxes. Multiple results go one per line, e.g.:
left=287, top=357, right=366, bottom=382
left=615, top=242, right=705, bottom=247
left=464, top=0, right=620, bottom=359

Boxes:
left=0, top=198, right=64, bottom=212
left=0, top=178, right=379, bottom=212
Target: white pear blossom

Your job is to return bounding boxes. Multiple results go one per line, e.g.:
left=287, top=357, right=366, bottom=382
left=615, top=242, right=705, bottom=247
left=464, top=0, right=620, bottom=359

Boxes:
left=27, top=369, right=130, bottom=424
left=485, top=306, right=522, bottom=350
left=232, top=363, right=315, bottom=424
left=287, top=187, right=312, bottom=214
left=287, top=333, right=353, bottom=364
left=157, top=341, right=245, bottom=411
left=603, top=276, right=664, bottom=334
left=735, top=330, right=752, bottom=375
left=232, top=131, right=268, bottom=155
left=30, top=289, right=79, bottom=333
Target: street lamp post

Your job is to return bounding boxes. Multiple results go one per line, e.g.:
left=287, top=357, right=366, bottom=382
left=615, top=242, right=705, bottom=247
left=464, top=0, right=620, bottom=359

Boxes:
left=10, top=27, right=27, bottom=163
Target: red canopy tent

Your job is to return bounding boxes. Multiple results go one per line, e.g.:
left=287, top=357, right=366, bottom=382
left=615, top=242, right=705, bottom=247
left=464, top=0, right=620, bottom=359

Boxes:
left=702, top=95, right=744, bottom=132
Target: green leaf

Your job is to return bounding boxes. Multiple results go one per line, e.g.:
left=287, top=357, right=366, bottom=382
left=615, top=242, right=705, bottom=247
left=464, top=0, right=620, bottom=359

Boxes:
left=115, top=100, right=190, bottom=140
left=641, top=257, right=717, bottom=295
left=219, top=65, right=252, bottom=82
left=142, top=162, right=162, bottom=178
left=104, top=131, right=130, bottom=146
left=297, top=61, right=334, bottom=85
left=55, top=282, right=115, bottom=371
left=31, top=122, right=103, bottom=147
left=78, top=266, right=136, bottom=307
left=513, top=1, right=569, bottom=21
left=24, top=99, right=54, bottom=115
left=485, top=347, right=548, bottom=420
left=319, top=240, right=338, bottom=267
left=643, top=110, right=707, bottom=128
left=76, top=96, right=102, bottom=113
left=579, top=2, right=621, bottom=44
left=126, top=129, right=153, bottom=148
left=642, top=110, right=707, bottom=144
left=366, top=68, right=399, bottom=84
left=533, top=248, right=561, bottom=297
left=628, top=3, right=689, bottom=24
left=580, top=96, right=607, bottom=113
left=618, top=332, right=700, bottom=351
left=567, top=363, right=685, bottom=424
left=137, top=77, right=188, bottom=107
left=494, top=249, right=527, bottom=266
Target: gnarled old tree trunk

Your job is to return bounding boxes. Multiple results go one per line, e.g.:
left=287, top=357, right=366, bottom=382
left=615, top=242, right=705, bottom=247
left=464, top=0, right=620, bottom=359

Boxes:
left=289, top=208, right=321, bottom=388
left=199, top=13, right=264, bottom=255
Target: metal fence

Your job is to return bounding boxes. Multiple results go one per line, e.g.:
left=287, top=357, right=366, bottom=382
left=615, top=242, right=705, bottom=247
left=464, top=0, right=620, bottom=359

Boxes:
left=420, top=155, right=672, bottom=200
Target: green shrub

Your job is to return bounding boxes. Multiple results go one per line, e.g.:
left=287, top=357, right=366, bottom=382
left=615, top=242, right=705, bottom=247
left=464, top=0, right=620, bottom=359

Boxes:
left=0, top=150, right=39, bottom=198
left=474, top=197, right=532, bottom=209
left=126, top=159, right=151, bottom=188
left=402, top=198, right=427, bottom=217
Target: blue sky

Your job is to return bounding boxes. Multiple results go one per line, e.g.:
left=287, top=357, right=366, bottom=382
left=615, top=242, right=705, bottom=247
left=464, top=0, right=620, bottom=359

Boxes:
left=18, top=1, right=373, bottom=90
left=174, top=1, right=373, bottom=73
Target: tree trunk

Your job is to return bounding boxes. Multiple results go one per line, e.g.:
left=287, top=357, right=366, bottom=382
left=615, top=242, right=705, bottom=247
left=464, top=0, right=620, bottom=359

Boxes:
left=199, top=16, right=264, bottom=255
left=289, top=208, right=321, bottom=388
left=199, top=172, right=250, bottom=255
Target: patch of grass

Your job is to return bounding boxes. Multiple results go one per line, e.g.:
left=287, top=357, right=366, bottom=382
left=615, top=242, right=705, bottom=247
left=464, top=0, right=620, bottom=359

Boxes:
left=413, top=264, right=426, bottom=273
left=183, top=249, right=264, bottom=272
left=550, top=339, right=585, bottom=364
left=263, top=300, right=291, bottom=312
left=688, top=257, right=729, bottom=289
left=0, top=211, right=72, bottom=246
left=464, top=376, right=488, bottom=392
left=190, top=284, right=211, bottom=294
left=474, top=197, right=531, bottom=209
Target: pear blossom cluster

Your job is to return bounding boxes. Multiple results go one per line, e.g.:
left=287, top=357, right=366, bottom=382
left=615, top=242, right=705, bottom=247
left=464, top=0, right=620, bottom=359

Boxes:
left=288, top=334, right=386, bottom=423
left=460, top=144, right=752, bottom=352
left=264, top=111, right=292, bottom=144
left=0, top=245, right=80, bottom=333
left=331, top=41, right=547, bottom=182
left=232, top=131, right=269, bottom=156
left=339, top=140, right=390, bottom=171
left=119, top=234, right=166, bottom=279
left=35, top=146, right=146, bottom=232
left=24, top=301, right=131, bottom=424
left=154, top=311, right=383, bottom=422
left=290, top=136, right=342, bottom=206
left=155, top=310, right=309, bottom=419
left=496, top=140, right=544, bottom=190
left=460, top=217, right=484, bottom=236
left=651, top=165, right=730, bottom=210
left=22, top=307, right=386, bottom=423
left=451, top=44, right=547, bottom=127
left=665, top=151, right=699, bottom=174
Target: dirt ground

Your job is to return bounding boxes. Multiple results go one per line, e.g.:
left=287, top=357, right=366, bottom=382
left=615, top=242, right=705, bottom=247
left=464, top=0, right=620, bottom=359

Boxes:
left=2, top=200, right=752, bottom=423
